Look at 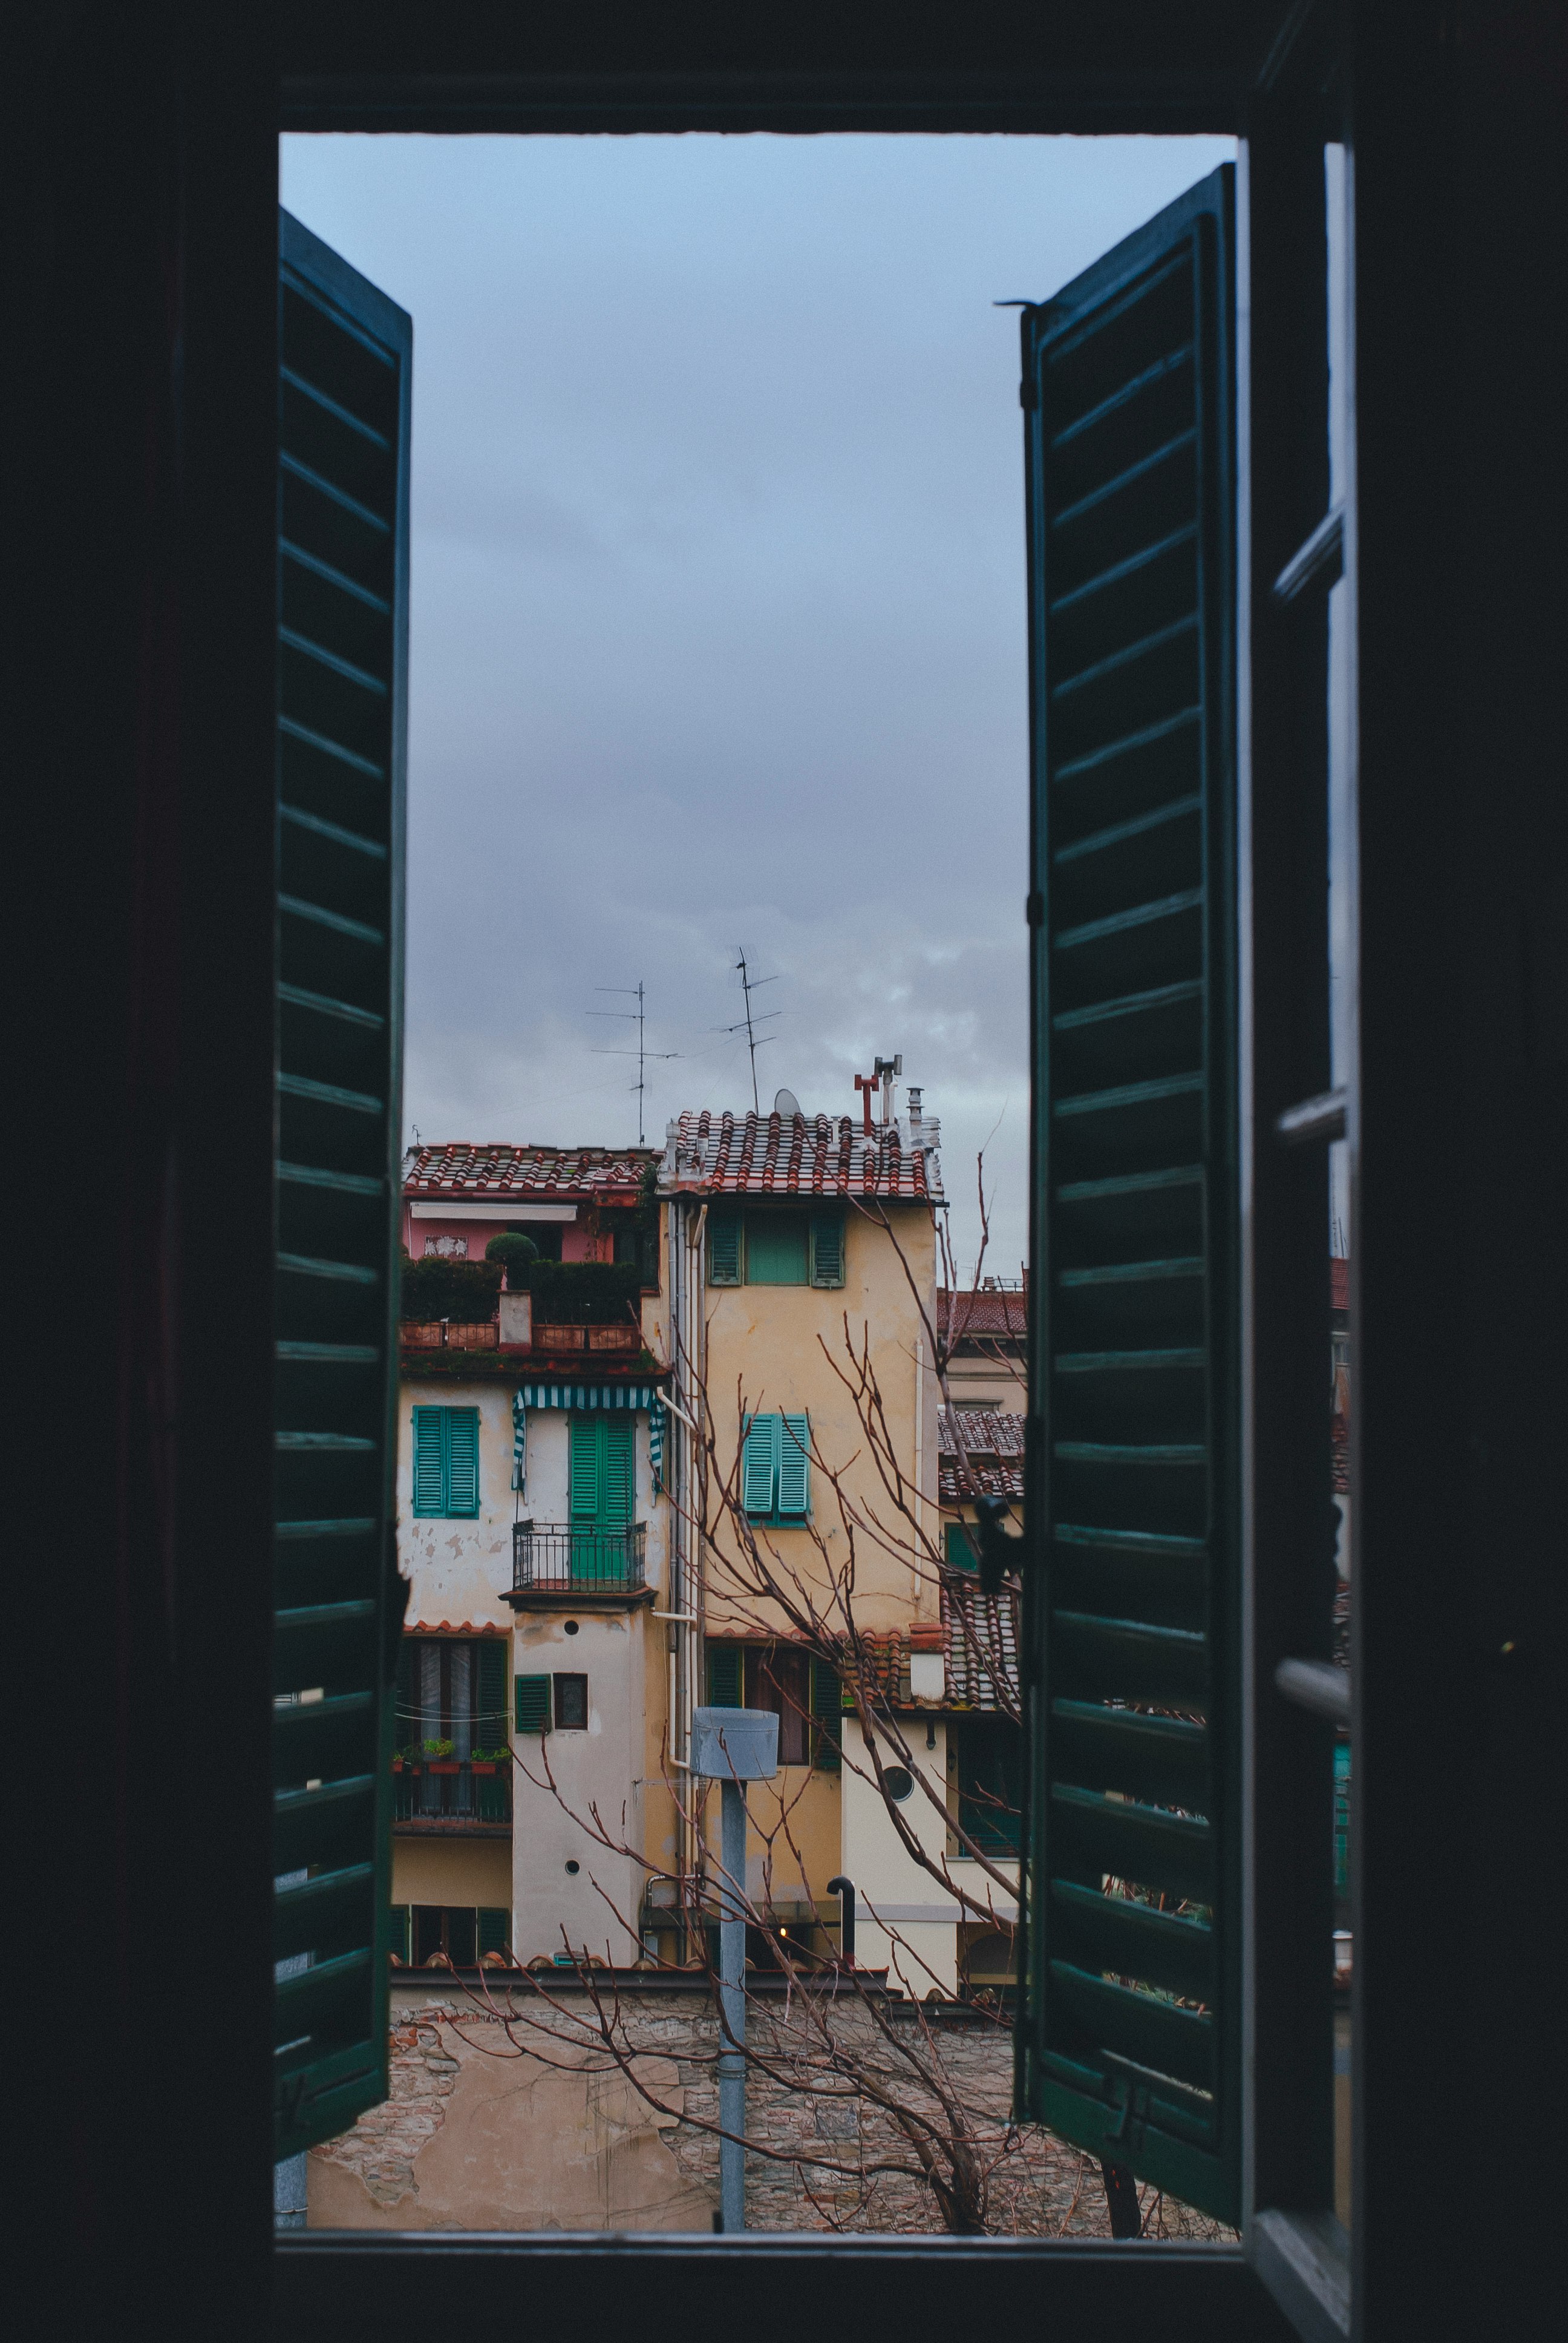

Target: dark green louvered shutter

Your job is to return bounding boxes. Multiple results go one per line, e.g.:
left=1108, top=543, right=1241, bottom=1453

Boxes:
left=272, top=211, right=411, bottom=2160
left=708, top=1213, right=742, bottom=1285
left=388, top=1905, right=411, bottom=1965
left=514, top=1674, right=552, bottom=1735
left=443, top=1407, right=480, bottom=1518
left=777, top=1413, right=811, bottom=1519
left=410, top=1405, right=445, bottom=1516
left=707, top=1645, right=743, bottom=1708
left=740, top=1414, right=777, bottom=1516
left=808, top=1210, right=846, bottom=1288
left=477, top=1907, right=511, bottom=1960
left=568, top=1414, right=601, bottom=1519
left=601, top=1414, right=635, bottom=1527
left=810, top=1659, right=842, bottom=1772
left=475, top=1638, right=508, bottom=1754
left=1016, top=166, right=1240, bottom=2226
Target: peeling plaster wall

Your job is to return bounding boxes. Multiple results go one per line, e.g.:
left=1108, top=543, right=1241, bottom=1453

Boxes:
left=511, top=1607, right=646, bottom=1964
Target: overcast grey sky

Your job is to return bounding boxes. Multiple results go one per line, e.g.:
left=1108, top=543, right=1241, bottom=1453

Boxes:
left=281, top=133, right=1232, bottom=1275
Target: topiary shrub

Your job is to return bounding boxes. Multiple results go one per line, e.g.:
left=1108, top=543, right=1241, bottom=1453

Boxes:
left=399, top=1255, right=504, bottom=1323
left=529, top=1260, right=642, bottom=1325
left=485, top=1231, right=539, bottom=1289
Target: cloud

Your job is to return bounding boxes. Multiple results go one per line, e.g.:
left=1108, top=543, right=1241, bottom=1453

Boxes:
left=281, top=131, right=1233, bottom=1276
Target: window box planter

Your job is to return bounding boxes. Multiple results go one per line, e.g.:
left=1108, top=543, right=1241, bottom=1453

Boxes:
left=425, top=1760, right=460, bottom=1776
left=468, top=1761, right=498, bottom=1777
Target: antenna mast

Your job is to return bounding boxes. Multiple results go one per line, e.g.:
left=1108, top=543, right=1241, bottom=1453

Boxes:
left=588, top=981, right=678, bottom=1146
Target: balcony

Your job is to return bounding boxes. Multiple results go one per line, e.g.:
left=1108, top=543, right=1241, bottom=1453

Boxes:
left=392, top=1758, right=512, bottom=1833
left=509, top=1519, right=648, bottom=1607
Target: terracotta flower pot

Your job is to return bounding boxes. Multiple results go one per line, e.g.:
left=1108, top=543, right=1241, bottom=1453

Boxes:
left=469, top=1761, right=497, bottom=1776
left=426, top=1760, right=460, bottom=1775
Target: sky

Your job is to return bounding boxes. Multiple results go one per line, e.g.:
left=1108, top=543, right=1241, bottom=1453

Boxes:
left=280, top=133, right=1233, bottom=1277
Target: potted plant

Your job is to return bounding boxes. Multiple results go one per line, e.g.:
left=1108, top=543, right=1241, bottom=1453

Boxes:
left=421, top=1736, right=459, bottom=1775
left=468, top=1746, right=508, bottom=1775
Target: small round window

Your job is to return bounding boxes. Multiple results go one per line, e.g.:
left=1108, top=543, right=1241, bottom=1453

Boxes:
left=883, top=1765, right=914, bottom=1803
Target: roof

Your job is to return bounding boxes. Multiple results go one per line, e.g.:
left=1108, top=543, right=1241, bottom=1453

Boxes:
left=942, top=1579, right=1021, bottom=1713
left=660, top=1109, right=940, bottom=1202
left=938, top=1286, right=1028, bottom=1344
left=403, top=1142, right=654, bottom=1204
left=938, top=1407, right=1025, bottom=1504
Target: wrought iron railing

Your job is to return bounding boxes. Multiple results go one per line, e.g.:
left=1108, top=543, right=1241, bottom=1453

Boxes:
left=512, top=1519, right=647, bottom=1595
left=392, top=1758, right=513, bottom=1826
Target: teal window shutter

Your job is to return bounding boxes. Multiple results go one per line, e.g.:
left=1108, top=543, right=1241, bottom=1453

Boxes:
left=475, top=1639, right=507, bottom=1751
left=601, top=1414, right=635, bottom=1527
left=514, top=1674, right=551, bottom=1735
left=707, top=1645, right=743, bottom=1708
left=740, top=1414, right=779, bottom=1516
left=388, top=1905, right=411, bottom=1965
left=708, top=1212, right=742, bottom=1285
left=777, top=1413, right=811, bottom=1519
left=568, top=1412, right=601, bottom=1518
left=808, top=1209, right=846, bottom=1287
left=810, top=1659, right=842, bottom=1772
left=745, top=1210, right=808, bottom=1285
left=1016, top=166, right=1240, bottom=2227
left=411, top=1407, right=445, bottom=1517
left=944, top=1521, right=979, bottom=1573
left=272, top=210, right=411, bottom=2162
left=443, top=1408, right=480, bottom=1517
left=477, top=1907, right=511, bottom=1960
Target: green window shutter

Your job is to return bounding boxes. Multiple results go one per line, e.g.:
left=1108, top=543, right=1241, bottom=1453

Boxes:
left=601, top=1414, right=635, bottom=1527
left=740, top=1414, right=779, bottom=1516
left=388, top=1904, right=411, bottom=1965
left=707, top=1645, right=743, bottom=1708
left=808, top=1209, right=846, bottom=1288
left=777, top=1413, right=811, bottom=1519
left=444, top=1407, right=480, bottom=1518
left=944, top=1521, right=979, bottom=1573
left=272, top=211, right=411, bottom=2162
left=708, top=1212, right=742, bottom=1285
left=475, top=1639, right=507, bottom=1751
left=514, top=1674, right=551, bottom=1735
left=745, top=1210, right=808, bottom=1285
left=477, top=1906, right=510, bottom=1960
left=568, top=1413, right=601, bottom=1519
left=810, top=1659, right=843, bottom=1772
left=411, top=1407, right=445, bottom=1517
left=1016, top=165, right=1240, bottom=2227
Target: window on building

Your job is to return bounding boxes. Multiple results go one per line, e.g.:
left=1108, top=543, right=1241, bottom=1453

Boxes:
left=410, top=1404, right=481, bottom=1518
left=391, top=1905, right=512, bottom=1968
left=740, top=1411, right=811, bottom=1521
left=554, top=1673, right=589, bottom=1731
left=395, top=1635, right=509, bottom=1757
left=569, top=1411, right=634, bottom=1527
left=706, top=1642, right=841, bottom=1771
left=513, top=1672, right=589, bottom=1733
left=955, top=1717, right=1023, bottom=1855
left=707, top=1207, right=845, bottom=1288
left=944, top=1521, right=979, bottom=1572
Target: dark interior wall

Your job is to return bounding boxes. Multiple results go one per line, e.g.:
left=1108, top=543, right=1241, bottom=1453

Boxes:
left=5, top=2, right=1563, bottom=2338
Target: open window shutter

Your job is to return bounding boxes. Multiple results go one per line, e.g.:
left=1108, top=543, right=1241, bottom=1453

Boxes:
left=777, top=1413, right=811, bottom=1519
left=1016, top=166, right=1240, bottom=2226
left=477, top=1907, right=511, bottom=1960
left=388, top=1905, right=411, bottom=1965
left=568, top=1413, right=601, bottom=1519
left=444, top=1407, right=480, bottom=1518
left=707, top=1645, right=743, bottom=1707
left=272, top=211, right=411, bottom=2162
left=475, top=1638, right=508, bottom=1751
left=808, top=1209, right=846, bottom=1287
left=810, top=1659, right=843, bottom=1772
left=602, top=1414, right=635, bottom=1527
left=514, top=1674, right=552, bottom=1735
left=411, top=1407, right=445, bottom=1516
left=740, top=1414, right=778, bottom=1516
left=708, top=1212, right=742, bottom=1285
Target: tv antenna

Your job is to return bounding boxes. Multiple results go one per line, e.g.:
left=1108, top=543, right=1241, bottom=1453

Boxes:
left=714, top=946, right=780, bottom=1113
left=588, top=981, right=679, bottom=1147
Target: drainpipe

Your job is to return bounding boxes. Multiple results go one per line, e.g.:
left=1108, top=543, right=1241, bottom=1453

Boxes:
left=828, top=1875, right=857, bottom=1967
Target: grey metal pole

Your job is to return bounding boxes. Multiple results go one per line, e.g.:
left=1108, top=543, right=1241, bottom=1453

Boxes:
left=718, top=1774, right=746, bottom=2232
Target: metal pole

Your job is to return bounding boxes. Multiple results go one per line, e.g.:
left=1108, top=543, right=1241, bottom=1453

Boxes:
left=718, top=1774, right=746, bottom=2232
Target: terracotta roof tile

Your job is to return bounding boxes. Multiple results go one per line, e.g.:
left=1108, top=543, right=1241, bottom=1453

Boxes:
left=941, top=1579, right=1021, bottom=1712
left=660, top=1109, right=940, bottom=1202
left=403, top=1142, right=654, bottom=1203
left=938, top=1408, right=1025, bottom=1503
left=938, top=1286, right=1028, bottom=1343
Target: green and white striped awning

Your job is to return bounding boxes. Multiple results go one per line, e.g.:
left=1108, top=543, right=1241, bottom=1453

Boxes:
left=516, top=1383, right=660, bottom=1411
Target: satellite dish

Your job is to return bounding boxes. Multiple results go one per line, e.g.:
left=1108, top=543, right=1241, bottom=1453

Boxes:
left=774, top=1087, right=802, bottom=1119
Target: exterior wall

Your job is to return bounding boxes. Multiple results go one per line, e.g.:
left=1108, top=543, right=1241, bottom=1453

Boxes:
left=944, top=1348, right=1026, bottom=1411
left=307, top=1987, right=1227, bottom=2236
left=391, top=1837, right=512, bottom=1912
left=397, top=1378, right=517, bottom=1626
left=839, top=1717, right=958, bottom=1992
left=511, top=1604, right=648, bottom=1965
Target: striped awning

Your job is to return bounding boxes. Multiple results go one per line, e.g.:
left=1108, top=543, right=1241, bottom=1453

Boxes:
left=516, top=1383, right=659, bottom=1411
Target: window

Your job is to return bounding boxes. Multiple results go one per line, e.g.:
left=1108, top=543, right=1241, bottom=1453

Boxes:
left=395, top=1634, right=509, bottom=1757
left=513, top=1673, right=588, bottom=1732
left=706, top=1643, right=841, bottom=1771
left=944, top=1521, right=978, bottom=1573
left=568, top=1412, right=634, bottom=1526
left=410, top=1404, right=480, bottom=1518
left=390, top=1905, right=512, bottom=1968
left=707, top=1207, right=845, bottom=1287
left=955, top=1717, right=1023, bottom=1856
left=740, top=1412, right=811, bottom=1522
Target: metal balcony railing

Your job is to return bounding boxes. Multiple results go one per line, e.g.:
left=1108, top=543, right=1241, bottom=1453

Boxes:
left=392, top=1759, right=513, bottom=1827
left=512, top=1519, right=647, bottom=1595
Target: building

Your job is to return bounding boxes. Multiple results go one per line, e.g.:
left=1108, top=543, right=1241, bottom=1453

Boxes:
left=938, top=1282, right=1027, bottom=1412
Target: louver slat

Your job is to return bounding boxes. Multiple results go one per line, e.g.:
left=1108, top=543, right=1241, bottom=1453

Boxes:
left=272, top=211, right=410, bottom=2163
left=1017, top=168, right=1239, bottom=2225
